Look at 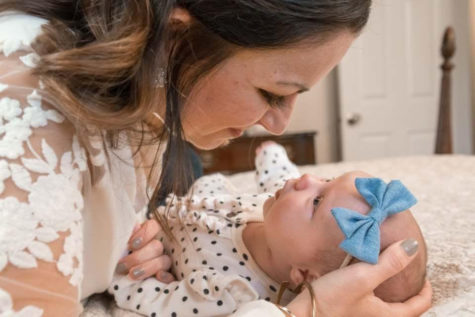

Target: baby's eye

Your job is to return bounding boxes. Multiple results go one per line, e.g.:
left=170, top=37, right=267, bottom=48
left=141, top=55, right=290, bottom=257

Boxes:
left=313, top=196, right=322, bottom=206
left=312, top=196, right=323, bottom=216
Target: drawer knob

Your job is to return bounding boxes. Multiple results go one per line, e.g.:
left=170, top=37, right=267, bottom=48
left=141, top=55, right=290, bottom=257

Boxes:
left=347, top=113, right=362, bottom=126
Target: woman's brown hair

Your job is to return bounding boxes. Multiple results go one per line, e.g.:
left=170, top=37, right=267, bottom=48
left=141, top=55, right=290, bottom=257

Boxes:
left=0, top=0, right=371, bottom=236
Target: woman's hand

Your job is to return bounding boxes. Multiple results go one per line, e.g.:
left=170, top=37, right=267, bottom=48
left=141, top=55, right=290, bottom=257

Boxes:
left=287, top=239, right=432, bottom=317
left=115, top=219, right=175, bottom=283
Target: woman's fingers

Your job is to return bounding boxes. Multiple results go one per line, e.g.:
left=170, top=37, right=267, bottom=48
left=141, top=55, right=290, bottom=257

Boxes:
left=360, top=239, right=420, bottom=291
left=128, top=219, right=162, bottom=251
left=295, top=239, right=427, bottom=317
left=386, top=280, right=433, bottom=317
left=119, top=239, right=165, bottom=272
left=127, top=255, right=172, bottom=280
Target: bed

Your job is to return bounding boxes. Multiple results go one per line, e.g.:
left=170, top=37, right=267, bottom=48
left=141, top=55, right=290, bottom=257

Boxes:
left=82, top=154, right=475, bottom=317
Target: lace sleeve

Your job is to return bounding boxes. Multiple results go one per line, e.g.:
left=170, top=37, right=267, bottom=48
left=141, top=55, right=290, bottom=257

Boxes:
left=0, top=50, right=88, bottom=316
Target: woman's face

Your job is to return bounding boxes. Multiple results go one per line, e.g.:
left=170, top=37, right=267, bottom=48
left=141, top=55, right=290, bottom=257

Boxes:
left=181, top=31, right=356, bottom=150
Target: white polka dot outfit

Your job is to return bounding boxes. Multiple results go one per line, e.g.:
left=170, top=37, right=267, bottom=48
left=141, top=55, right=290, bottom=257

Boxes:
left=109, top=144, right=301, bottom=316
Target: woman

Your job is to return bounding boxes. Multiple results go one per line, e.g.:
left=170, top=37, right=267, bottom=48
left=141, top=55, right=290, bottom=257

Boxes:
left=0, top=1, right=431, bottom=316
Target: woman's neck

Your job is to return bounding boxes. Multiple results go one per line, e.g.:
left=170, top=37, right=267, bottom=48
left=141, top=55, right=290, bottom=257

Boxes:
left=242, top=222, right=290, bottom=284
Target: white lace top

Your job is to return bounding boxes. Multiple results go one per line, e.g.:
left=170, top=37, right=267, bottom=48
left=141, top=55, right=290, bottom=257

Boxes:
left=0, top=12, right=161, bottom=316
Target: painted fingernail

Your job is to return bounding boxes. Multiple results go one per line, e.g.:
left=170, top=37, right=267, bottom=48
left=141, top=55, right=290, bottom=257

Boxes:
left=132, top=268, right=145, bottom=279
left=115, top=262, right=128, bottom=275
left=401, top=239, right=419, bottom=256
left=132, top=237, right=143, bottom=250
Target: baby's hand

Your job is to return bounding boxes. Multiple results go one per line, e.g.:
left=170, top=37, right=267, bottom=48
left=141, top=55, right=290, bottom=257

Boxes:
left=255, top=141, right=279, bottom=156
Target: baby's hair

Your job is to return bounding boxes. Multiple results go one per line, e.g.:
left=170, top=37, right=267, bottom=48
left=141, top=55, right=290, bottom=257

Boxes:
left=317, top=210, right=428, bottom=302
left=374, top=232, right=428, bottom=302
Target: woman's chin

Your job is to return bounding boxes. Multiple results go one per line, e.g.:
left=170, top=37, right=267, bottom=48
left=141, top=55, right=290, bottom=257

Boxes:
left=185, top=129, right=242, bottom=150
left=187, top=137, right=229, bottom=150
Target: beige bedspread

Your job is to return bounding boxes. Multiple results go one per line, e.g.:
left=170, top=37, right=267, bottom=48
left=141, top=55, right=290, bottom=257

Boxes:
left=82, top=155, right=475, bottom=317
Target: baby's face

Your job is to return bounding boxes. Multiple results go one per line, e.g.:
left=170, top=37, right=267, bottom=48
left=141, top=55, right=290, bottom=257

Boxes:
left=262, top=171, right=372, bottom=276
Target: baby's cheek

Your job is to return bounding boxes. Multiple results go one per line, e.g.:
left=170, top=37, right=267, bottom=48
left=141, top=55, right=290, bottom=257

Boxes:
left=280, top=213, right=307, bottom=239
left=267, top=209, right=291, bottom=235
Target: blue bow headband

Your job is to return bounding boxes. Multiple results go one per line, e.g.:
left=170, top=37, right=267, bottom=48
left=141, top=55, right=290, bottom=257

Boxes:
left=331, top=178, right=417, bottom=264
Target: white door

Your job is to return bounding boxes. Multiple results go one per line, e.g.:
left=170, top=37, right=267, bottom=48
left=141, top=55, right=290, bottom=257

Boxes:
left=337, top=0, right=471, bottom=161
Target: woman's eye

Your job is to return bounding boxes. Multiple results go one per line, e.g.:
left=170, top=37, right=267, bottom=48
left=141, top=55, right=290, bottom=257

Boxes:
left=258, top=89, right=286, bottom=108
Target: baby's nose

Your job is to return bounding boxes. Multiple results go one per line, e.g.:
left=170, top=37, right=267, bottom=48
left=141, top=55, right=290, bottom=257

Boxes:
left=294, top=174, right=314, bottom=190
left=294, top=174, right=327, bottom=191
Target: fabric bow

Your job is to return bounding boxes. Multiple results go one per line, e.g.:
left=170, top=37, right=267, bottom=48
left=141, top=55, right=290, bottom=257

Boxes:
left=331, top=178, right=417, bottom=264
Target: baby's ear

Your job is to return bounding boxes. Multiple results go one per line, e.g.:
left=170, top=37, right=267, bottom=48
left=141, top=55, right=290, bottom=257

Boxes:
left=290, top=267, right=320, bottom=288
left=289, top=267, right=305, bottom=287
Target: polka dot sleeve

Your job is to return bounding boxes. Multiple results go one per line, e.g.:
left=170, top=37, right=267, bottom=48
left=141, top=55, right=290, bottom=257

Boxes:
left=109, top=269, right=258, bottom=316
left=254, top=144, right=300, bottom=194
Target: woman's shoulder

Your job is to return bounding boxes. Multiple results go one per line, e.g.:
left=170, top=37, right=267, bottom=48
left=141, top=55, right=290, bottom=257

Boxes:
left=0, top=12, right=101, bottom=160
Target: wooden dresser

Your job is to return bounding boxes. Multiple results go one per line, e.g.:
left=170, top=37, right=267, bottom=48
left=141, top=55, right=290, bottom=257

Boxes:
left=195, top=131, right=317, bottom=174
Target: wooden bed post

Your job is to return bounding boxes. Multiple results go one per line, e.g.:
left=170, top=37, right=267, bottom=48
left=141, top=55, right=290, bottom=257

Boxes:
left=435, top=27, right=456, bottom=154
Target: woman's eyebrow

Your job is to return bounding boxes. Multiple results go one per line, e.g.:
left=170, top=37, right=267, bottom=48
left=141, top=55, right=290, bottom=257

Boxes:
left=276, top=81, right=309, bottom=93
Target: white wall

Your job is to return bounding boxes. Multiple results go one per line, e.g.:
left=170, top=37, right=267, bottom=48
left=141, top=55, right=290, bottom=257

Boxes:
left=287, top=0, right=473, bottom=162
left=471, top=0, right=475, bottom=153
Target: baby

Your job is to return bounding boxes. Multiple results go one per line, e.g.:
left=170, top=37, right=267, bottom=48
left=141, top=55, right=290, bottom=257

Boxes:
left=109, top=142, right=427, bottom=317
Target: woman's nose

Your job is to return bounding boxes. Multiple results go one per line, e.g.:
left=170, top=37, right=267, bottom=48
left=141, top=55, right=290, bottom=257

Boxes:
left=258, top=107, right=292, bottom=135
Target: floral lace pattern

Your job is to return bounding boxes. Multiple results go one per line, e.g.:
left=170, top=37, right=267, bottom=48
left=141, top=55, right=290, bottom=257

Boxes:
left=0, top=12, right=154, bottom=316
left=0, top=14, right=88, bottom=299
left=0, top=287, right=43, bottom=316
left=0, top=88, right=87, bottom=287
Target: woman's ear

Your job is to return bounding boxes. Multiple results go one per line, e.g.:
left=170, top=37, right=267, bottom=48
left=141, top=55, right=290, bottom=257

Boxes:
left=170, top=8, right=192, bottom=25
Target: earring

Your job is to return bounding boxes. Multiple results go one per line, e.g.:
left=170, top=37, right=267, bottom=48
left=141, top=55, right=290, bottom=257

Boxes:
left=155, top=67, right=167, bottom=88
